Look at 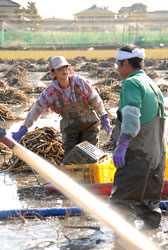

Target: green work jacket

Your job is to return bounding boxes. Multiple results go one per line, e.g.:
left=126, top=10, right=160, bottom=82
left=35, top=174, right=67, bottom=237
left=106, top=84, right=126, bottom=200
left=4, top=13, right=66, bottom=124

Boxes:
left=119, top=70, right=165, bottom=124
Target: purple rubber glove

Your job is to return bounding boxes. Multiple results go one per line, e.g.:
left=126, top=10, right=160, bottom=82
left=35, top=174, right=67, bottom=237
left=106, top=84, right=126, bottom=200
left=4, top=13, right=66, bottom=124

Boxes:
left=101, top=114, right=111, bottom=136
left=12, top=126, right=28, bottom=142
left=113, top=132, right=132, bottom=168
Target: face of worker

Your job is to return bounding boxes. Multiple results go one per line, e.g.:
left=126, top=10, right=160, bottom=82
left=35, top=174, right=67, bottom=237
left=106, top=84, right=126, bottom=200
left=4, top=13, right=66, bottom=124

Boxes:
left=116, top=60, right=130, bottom=80
left=51, top=65, right=69, bottom=81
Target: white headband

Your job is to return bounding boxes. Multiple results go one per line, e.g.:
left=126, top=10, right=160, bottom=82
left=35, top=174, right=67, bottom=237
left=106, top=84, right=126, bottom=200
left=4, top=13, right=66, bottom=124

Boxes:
left=116, top=48, right=146, bottom=60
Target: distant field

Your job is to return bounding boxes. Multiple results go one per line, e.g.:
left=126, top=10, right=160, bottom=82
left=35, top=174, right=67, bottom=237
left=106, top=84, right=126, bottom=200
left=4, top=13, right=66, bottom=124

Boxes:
left=0, top=49, right=168, bottom=60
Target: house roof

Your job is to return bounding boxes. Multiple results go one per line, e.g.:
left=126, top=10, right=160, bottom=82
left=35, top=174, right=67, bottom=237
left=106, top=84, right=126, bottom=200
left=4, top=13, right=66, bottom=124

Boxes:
left=153, top=10, right=168, bottom=13
left=74, top=5, right=115, bottom=16
left=0, top=0, right=20, bottom=7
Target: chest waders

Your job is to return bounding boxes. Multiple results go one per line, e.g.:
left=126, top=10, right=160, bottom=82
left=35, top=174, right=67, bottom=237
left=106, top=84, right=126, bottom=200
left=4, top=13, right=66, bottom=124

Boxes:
left=57, top=86, right=100, bottom=157
left=109, top=82, right=167, bottom=228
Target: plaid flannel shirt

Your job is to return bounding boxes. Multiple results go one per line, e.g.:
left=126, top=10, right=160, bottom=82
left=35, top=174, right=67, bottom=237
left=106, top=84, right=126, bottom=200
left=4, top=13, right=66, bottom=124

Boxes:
left=36, top=74, right=106, bottom=117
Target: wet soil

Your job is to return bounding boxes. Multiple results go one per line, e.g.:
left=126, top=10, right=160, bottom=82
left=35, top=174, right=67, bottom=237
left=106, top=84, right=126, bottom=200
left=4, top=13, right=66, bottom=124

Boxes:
left=0, top=56, right=168, bottom=249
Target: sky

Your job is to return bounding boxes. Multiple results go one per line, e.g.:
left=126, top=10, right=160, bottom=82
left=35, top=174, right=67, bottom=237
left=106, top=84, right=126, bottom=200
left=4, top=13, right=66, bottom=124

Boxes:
left=14, top=0, right=168, bottom=19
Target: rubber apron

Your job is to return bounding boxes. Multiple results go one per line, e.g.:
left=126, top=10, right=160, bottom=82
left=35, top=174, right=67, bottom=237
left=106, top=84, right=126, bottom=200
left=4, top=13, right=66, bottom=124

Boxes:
left=57, top=86, right=100, bottom=156
left=110, top=81, right=167, bottom=226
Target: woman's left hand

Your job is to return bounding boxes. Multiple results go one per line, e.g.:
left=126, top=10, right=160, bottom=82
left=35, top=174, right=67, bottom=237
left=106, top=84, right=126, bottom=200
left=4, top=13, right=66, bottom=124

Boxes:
left=101, top=114, right=111, bottom=136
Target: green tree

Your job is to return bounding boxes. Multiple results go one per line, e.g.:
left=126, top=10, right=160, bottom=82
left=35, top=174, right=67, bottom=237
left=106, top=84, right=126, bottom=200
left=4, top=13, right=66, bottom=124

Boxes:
left=131, top=3, right=147, bottom=14
left=119, top=3, right=147, bottom=14
left=118, top=7, right=131, bottom=15
left=15, top=2, right=41, bottom=29
left=26, top=2, right=40, bottom=20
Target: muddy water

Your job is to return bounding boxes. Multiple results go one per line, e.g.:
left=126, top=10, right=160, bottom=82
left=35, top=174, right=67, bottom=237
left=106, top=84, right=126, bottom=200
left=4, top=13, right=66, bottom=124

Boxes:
left=1, top=69, right=168, bottom=249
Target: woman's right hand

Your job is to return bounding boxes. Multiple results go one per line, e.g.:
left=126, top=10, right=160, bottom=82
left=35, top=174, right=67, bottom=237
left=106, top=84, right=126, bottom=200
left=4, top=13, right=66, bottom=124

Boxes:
left=11, top=126, right=28, bottom=142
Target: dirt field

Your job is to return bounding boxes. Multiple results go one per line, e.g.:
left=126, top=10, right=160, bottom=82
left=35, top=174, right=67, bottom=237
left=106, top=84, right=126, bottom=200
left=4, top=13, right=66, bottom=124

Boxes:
left=0, top=55, right=168, bottom=249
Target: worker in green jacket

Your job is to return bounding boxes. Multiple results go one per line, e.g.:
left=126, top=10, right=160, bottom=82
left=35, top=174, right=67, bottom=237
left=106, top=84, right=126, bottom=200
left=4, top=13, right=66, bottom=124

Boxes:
left=109, top=44, right=167, bottom=229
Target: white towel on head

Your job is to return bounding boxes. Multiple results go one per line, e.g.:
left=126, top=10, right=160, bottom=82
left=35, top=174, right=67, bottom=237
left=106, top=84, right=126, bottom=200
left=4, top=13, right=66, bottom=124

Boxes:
left=116, top=48, right=146, bottom=60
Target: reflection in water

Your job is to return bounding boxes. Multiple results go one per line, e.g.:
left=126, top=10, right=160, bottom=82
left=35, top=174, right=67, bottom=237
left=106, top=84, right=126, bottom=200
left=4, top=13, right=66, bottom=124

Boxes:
left=0, top=174, right=22, bottom=210
left=0, top=70, right=167, bottom=249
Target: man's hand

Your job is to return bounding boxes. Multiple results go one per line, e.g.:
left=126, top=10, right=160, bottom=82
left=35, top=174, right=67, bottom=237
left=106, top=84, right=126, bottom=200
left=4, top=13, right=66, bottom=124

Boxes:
left=113, top=132, right=132, bottom=168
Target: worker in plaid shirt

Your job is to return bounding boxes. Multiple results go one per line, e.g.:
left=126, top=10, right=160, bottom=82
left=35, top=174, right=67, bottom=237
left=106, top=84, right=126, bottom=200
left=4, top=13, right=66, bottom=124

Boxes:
left=12, top=56, right=111, bottom=157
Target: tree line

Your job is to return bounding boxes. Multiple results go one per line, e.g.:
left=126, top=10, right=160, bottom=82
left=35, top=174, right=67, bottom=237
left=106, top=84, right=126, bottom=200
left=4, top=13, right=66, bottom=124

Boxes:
left=14, top=2, right=148, bottom=21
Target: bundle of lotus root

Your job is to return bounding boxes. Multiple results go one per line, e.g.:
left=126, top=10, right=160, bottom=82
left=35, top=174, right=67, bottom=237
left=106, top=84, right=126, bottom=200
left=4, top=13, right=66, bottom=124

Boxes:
left=0, top=104, right=20, bottom=121
left=1, top=126, right=64, bottom=172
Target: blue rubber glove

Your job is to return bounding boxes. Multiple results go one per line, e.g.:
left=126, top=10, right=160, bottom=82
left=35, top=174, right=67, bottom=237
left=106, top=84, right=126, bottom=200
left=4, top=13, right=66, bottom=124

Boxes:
left=12, top=126, right=28, bottom=142
left=113, top=132, right=132, bottom=168
left=101, top=114, right=111, bottom=136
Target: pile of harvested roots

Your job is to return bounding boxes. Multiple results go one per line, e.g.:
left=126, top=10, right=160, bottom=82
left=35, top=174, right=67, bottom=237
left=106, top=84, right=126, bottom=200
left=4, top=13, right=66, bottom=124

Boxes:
left=4, top=65, right=29, bottom=85
left=0, top=87, right=28, bottom=104
left=1, top=126, right=64, bottom=172
left=0, top=104, right=20, bottom=121
left=0, top=142, right=11, bottom=155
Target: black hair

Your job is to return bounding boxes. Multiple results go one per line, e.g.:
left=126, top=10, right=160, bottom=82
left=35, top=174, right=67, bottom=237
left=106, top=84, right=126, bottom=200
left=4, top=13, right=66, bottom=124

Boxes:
left=118, top=44, right=144, bottom=69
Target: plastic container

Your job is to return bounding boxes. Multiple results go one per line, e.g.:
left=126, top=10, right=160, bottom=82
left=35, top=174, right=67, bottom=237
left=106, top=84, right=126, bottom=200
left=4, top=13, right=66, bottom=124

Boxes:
left=61, top=145, right=168, bottom=184
left=60, top=156, right=116, bottom=184
left=62, top=141, right=108, bottom=165
left=94, top=157, right=115, bottom=183
left=164, top=146, right=168, bottom=180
